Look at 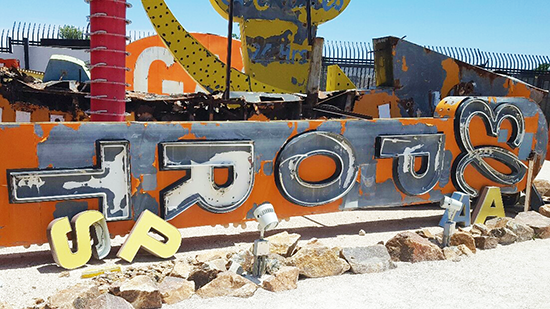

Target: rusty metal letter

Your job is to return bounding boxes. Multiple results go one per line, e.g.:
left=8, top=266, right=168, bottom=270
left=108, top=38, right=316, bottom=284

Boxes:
left=376, top=134, right=446, bottom=196
left=8, top=141, right=132, bottom=221
left=276, top=131, right=358, bottom=206
left=159, top=141, right=255, bottom=220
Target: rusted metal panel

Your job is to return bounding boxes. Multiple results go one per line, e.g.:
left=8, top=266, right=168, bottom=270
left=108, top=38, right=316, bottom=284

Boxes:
left=0, top=96, right=545, bottom=247
left=362, top=37, right=549, bottom=118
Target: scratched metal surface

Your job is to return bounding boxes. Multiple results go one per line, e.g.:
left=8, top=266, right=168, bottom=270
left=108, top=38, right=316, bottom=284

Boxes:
left=0, top=96, right=546, bottom=247
left=354, top=37, right=548, bottom=119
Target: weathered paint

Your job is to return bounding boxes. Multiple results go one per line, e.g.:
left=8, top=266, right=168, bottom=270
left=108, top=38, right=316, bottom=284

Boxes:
left=142, top=0, right=349, bottom=93
left=209, top=0, right=349, bottom=92
left=352, top=88, right=402, bottom=118
left=0, top=92, right=74, bottom=123
left=126, top=34, right=244, bottom=95
left=369, top=37, right=548, bottom=118
left=0, top=96, right=545, bottom=247
left=141, top=0, right=286, bottom=93
left=326, top=65, right=356, bottom=91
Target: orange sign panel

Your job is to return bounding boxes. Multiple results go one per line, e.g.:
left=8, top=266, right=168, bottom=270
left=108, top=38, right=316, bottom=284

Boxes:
left=126, top=34, right=243, bottom=95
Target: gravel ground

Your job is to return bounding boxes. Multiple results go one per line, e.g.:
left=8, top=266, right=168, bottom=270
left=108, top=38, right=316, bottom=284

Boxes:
left=1, top=163, right=549, bottom=308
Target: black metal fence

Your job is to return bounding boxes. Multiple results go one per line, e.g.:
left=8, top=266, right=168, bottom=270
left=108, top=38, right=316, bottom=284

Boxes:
left=2, top=22, right=549, bottom=94
left=0, top=22, right=154, bottom=53
left=321, top=40, right=550, bottom=92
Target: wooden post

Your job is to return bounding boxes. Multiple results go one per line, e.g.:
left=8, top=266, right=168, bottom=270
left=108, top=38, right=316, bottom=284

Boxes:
left=305, top=37, right=324, bottom=118
left=524, top=152, right=536, bottom=212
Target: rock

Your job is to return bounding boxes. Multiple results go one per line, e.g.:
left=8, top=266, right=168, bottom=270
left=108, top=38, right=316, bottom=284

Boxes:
left=46, top=282, right=101, bottom=309
left=385, top=232, right=444, bottom=263
left=489, top=227, right=518, bottom=245
left=534, top=179, right=550, bottom=196
left=158, top=277, right=195, bottom=305
left=341, top=245, right=395, bottom=274
left=514, top=211, right=550, bottom=239
left=265, top=231, right=301, bottom=257
left=358, top=229, right=367, bottom=236
left=195, top=249, right=233, bottom=264
left=443, top=247, right=462, bottom=262
left=204, top=258, right=227, bottom=272
left=457, top=244, right=474, bottom=257
left=288, top=242, right=350, bottom=278
left=118, top=275, right=162, bottom=309
left=196, top=272, right=257, bottom=298
left=485, top=217, right=512, bottom=229
left=188, top=263, right=220, bottom=289
left=86, top=294, right=133, bottom=309
left=506, top=220, right=535, bottom=242
left=171, top=260, right=194, bottom=279
left=449, top=231, right=476, bottom=253
left=261, top=266, right=300, bottom=292
left=474, top=236, right=499, bottom=250
left=229, top=250, right=254, bottom=273
left=540, top=205, right=550, bottom=218
left=416, top=228, right=435, bottom=239
left=471, top=223, right=490, bottom=236
left=265, top=255, right=281, bottom=275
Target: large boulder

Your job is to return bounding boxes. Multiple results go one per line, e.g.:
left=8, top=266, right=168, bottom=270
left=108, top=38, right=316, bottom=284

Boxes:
left=171, top=260, right=194, bottom=279
left=86, top=294, right=133, bottom=309
left=485, top=217, right=512, bottom=229
left=228, top=250, right=255, bottom=274
left=474, top=236, right=499, bottom=250
left=449, top=232, right=476, bottom=253
left=341, top=245, right=395, bottom=274
left=188, top=263, right=221, bottom=289
left=533, top=179, right=550, bottom=196
left=489, top=227, right=518, bottom=245
left=471, top=223, right=490, bottom=236
left=196, top=272, right=257, bottom=298
left=46, top=282, right=102, bottom=309
left=539, top=205, right=550, bottom=218
left=158, top=277, right=195, bottom=305
left=261, top=266, right=300, bottom=292
left=265, top=232, right=301, bottom=257
left=288, top=241, right=350, bottom=278
left=506, top=220, right=535, bottom=242
left=385, top=232, right=444, bottom=263
left=118, top=275, right=162, bottom=309
left=514, top=211, right=550, bottom=239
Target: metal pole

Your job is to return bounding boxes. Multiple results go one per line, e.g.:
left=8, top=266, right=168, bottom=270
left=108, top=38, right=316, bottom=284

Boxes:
left=224, top=0, right=234, bottom=101
left=23, top=38, right=29, bottom=70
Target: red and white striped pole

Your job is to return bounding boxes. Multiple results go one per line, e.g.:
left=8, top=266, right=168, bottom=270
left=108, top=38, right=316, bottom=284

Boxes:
left=87, top=0, right=130, bottom=121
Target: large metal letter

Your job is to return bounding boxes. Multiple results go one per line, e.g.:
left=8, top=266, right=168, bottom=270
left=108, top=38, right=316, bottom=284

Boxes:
left=160, top=141, right=254, bottom=220
left=376, top=134, right=446, bottom=196
left=454, top=99, right=527, bottom=196
left=276, top=131, right=358, bottom=206
left=9, top=141, right=132, bottom=221
left=47, top=210, right=111, bottom=270
left=117, top=210, right=182, bottom=263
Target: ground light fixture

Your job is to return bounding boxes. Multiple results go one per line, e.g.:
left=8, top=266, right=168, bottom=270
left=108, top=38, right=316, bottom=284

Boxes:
left=252, top=203, right=279, bottom=277
left=440, top=195, right=464, bottom=246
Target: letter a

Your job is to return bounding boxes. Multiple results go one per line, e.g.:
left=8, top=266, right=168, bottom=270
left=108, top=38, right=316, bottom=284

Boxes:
left=47, top=210, right=111, bottom=270
left=117, top=210, right=182, bottom=263
left=471, top=187, right=506, bottom=224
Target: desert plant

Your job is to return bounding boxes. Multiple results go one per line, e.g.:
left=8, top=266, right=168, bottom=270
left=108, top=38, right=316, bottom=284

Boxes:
left=59, top=25, right=84, bottom=40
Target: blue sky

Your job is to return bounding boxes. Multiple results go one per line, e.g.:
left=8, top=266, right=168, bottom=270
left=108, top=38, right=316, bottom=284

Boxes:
left=1, top=0, right=549, bottom=56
